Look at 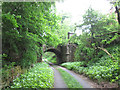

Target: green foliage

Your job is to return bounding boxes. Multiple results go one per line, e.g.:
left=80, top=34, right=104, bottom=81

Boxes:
left=72, top=8, right=119, bottom=51
left=75, top=46, right=95, bottom=61
left=62, top=42, right=120, bottom=84
left=69, top=8, right=120, bottom=85
left=2, top=62, right=16, bottom=81
left=71, top=33, right=95, bottom=61
left=49, top=57, right=57, bottom=64
left=45, top=56, right=57, bottom=64
left=43, top=52, right=57, bottom=64
left=11, top=62, right=54, bottom=88
left=57, top=68, right=83, bottom=88
left=61, top=55, right=119, bottom=83
left=2, top=2, right=62, bottom=67
left=3, top=62, right=16, bottom=69
left=61, top=62, right=85, bottom=70
left=20, top=50, right=37, bottom=68
left=78, top=8, right=119, bottom=46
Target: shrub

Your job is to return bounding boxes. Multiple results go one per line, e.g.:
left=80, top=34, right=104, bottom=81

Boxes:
left=61, top=59, right=118, bottom=83
left=61, top=62, right=85, bottom=70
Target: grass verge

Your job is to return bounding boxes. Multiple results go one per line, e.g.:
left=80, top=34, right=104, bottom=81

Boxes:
left=57, top=68, right=83, bottom=88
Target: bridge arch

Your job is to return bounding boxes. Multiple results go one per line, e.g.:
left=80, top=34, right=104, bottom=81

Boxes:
left=44, top=48, right=62, bottom=64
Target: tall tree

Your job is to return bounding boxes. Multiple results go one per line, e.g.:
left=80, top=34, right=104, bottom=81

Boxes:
left=109, top=0, right=120, bottom=24
left=2, top=2, right=61, bottom=67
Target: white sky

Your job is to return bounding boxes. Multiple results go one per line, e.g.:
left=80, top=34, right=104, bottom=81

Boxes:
left=55, top=0, right=112, bottom=36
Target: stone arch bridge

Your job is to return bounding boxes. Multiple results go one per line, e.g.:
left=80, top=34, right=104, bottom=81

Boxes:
left=43, top=44, right=77, bottom=64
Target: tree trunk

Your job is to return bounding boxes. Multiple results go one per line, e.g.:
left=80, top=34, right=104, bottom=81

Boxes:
left=97, top=47, right=114, bottom=59
left=115, top=6, right=120, bottom=25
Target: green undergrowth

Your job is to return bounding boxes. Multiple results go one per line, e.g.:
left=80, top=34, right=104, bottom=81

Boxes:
left=61, top=56, right=119, bottom=84
left=57, top=68, right=83, bottom=88
left=43, top=53, right=57, bottom=64
left=11, top=62, right=54, bottom=88
left=61, top=57, right=120, bottom=82
left=47, top=56, right=57, bottom=64
left=61, top=45, right=120, bottom=85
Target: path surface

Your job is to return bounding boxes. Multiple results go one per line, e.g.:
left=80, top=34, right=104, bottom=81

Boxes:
left=51, top=67, right=68, bottom=88
left=58, top=66, right=97, bottom=89
left=45, top=60, right=118, bottom=88
left=44, top=61, right=67, bottom=88
left=45, top=60, right=97, bottom=89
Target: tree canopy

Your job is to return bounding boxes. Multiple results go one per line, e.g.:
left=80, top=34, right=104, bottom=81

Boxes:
left=2, top=2, right=63, bottom=67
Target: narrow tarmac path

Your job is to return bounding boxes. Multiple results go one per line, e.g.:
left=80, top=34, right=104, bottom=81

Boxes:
left=58, top=66, right=97, bottom=89
left=45, top=60, right=97, bottom=89
left=44, top=60, right=67, bottom=88
left=51, top=66, right=68, bottom=88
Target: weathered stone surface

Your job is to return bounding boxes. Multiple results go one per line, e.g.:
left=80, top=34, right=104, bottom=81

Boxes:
left=43, top=43, right=77, bottom=64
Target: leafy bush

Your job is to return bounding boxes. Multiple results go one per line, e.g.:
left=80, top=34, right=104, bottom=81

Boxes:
left=61, top=62, right=85, bottom=70
left=74, top=41, right=95, bottom=61
left=11, top=62, right=54, bottom=88
left=61, top=57, right=119, bottom=83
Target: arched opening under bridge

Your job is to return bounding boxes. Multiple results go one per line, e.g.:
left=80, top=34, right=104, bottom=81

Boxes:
left=44, top=48, right=62, bottom=64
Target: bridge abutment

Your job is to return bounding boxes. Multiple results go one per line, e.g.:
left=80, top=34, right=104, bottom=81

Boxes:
left=43, top=43, right=77, bottom=64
